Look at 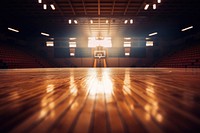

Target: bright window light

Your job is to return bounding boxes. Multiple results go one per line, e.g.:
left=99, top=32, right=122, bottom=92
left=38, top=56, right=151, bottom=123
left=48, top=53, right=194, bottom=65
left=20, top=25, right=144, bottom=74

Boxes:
left=41, top=32, right=49, bottom=36
left=69, top=42, right=77, bottom=47
left=88, top=37, right=112, bottom=48
left=38, top=0, right=42, bottom=3
left=153, top=4, right=156, bottom=10
left=43, top=4, right=47, bottom=10
left=149, top=32, right=158, bottom=36
left=46, top=41, right=54, bottom=47
left=157, top=0, right=161, bottom=4
left=124, top=42, right=131, bottom=47
left=50, top=4, right=55, bottom=10
left=144, top=4, right=149, bottom=10
left=125, top=53, right=130, bottom=56
left=8, top=27, right=19, bottom=33
left=124, top=37, right=131, bottom=40
left=70, top=53, right=75, bottom=56
left=181, top=26, right=193, bottom=32
left=69, top=38, right=76, bottom=40
left=146, top=41, right=153, bottom=46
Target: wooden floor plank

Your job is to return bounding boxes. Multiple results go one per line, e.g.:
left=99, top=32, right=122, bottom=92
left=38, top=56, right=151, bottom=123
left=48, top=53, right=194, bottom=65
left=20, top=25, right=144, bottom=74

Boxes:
left=0, top=68, right=200, bottom=133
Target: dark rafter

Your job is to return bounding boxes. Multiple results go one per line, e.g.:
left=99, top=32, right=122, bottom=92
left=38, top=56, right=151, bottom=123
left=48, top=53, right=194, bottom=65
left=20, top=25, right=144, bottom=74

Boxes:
left=111, top=0, right=116, bottom=15
left=136, top=0, right=147, bottom=16
left=52, top=0, right=65, bottom=17
left=124, top=0, right=131, bottom=15
left=68, top=0, right=76, bottom=15
left=82, top=0, right=87, bottom=15
left=98, top=0, right=100, bottom=16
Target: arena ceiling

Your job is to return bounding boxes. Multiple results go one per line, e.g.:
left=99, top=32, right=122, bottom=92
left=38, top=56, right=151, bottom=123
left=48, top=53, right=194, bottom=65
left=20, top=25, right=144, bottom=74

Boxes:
left=0, top=0, right=200, bottom=39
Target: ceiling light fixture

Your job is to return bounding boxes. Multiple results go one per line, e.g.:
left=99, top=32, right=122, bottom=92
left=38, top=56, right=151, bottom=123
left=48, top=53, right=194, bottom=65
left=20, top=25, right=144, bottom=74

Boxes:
left=124, top=20, right=128, bottom=24
left=41, top=32, right=49, bottom=36
left=43, top=4, right=47, bottom=10
left=69, top=19, right=72, bottom=24
left=50, top=4, right=55, bottom=10
left=144, top=4, right=149, bottom=10
left=153, top=4, right=156, bottom=10
left=130, top=19, right=133, bottom=24
left=74, top=20, right=78, bottom=24
left=181, top=26, right=193, bottom=32
left=157, top=0, right=161, bottom=4
left=38, top=0, right=42, bottom=3
left=106, top=20, right=109, bottom=24
left=8, top=27, right=19, bottom=33
left=149, top=32, right=158, bottom=36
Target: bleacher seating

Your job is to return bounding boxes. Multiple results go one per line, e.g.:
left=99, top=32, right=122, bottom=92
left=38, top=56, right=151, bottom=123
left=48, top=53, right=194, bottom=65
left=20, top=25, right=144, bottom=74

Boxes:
left=154, top=44, right=200, bottom=68
left=0, top=43, right=53, bottom=68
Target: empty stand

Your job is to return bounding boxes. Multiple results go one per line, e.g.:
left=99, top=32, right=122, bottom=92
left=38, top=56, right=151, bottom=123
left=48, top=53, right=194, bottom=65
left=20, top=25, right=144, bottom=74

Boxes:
left=0, top=43, right=53, bottom=68
left=154, top=44, right=200, bottom=68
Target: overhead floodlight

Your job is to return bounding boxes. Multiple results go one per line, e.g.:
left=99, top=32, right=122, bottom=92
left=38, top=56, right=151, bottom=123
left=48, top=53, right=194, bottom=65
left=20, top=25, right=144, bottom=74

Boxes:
left=50, top=4, right=55, bottom=10
left=153, top=4, right=156, bottom=10
left=43, top=4, right=47, bottom=10
left=69, top=19, right=72, bottom=24
left=41, top=32, right=49, bottom=36
left=8, top=27, right=19, bottom=33
left=130, top=19, right=133, bottom=24
left=157, top=0, right=161, bottom=4
left=38, top=0, right=42, bottom=3
left=149, top=32, right=158, bottom=36
left=74, top=20, right=78, bottom=24
left=144, top=4, right=149, bottom=10
left=181, top=26, right=193, bottom=32
left=124, top=20, right=128, bottom=24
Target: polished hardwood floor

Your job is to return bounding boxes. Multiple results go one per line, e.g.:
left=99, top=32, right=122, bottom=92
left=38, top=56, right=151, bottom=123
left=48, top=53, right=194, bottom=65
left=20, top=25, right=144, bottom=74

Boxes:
left=0, top=68, right=200, bottom=133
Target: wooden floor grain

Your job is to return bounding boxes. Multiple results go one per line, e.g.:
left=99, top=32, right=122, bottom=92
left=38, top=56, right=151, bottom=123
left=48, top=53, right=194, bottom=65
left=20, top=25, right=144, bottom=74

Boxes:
left=0, top=68, right=200, bottom=133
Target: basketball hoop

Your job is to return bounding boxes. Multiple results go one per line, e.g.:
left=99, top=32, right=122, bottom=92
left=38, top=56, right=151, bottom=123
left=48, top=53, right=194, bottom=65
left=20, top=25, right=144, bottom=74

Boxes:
left=94, top=50, right=106, bottom=58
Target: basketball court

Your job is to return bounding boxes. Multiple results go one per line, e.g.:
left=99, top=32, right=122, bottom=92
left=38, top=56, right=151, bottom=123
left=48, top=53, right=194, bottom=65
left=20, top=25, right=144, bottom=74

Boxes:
left=0, top=68, right=200, bottom=132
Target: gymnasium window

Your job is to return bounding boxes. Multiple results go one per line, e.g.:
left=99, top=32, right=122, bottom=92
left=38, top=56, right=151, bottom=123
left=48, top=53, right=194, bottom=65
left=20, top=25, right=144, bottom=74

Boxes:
left=124, top=41, right=131, bottom=47
left=88, top=37, right=112, bottom=47
left=123, top=37, right=131, bottom=47
left=146, top=41, right=153, bottom=46
left=69, top=42, right=77, bottom=47
left=46, top=41, right=54, bottom=47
